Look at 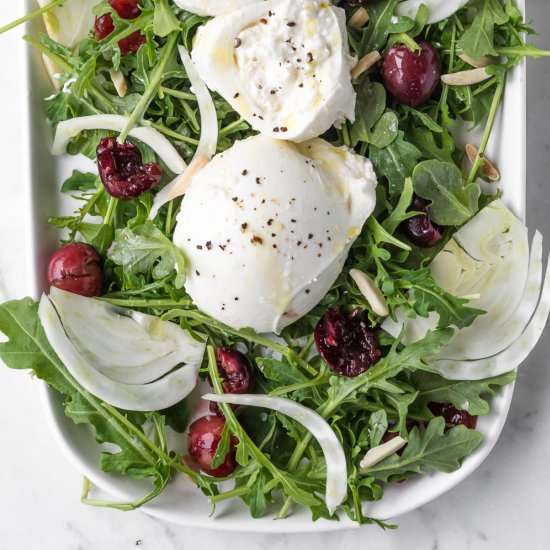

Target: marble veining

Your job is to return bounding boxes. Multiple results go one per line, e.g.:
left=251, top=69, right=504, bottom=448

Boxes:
left=1, top=1, right=550, bottom=549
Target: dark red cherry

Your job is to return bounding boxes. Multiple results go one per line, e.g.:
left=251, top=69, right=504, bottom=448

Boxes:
left=47, top=243, right=103, bottom=297
left=429, top=402, right=477, bottom=430
left=400, top=196, right=442, bottom=248
left=187, top=415, right=238, bottom=477
left=382, top=41, right=441, bottom=107
left=94, top=0, right=146, bottom=55
left=314, top=308, right=381, bottom=377
left=96, top=137, right=162, bottom=199
left=209, top=347, right=255, bottom=414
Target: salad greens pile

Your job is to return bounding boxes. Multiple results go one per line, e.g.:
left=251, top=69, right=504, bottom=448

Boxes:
left=0, top=0, right=549, bottom=526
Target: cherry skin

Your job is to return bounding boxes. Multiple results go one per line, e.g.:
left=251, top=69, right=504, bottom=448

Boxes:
left=96, top=137, right=163, bottom=199
left=400, top=196, right=442, bottom=248
left=94, top=0, right=146, bottom=55
left=314, top=308, right=381, bottom=377
left=187, top=415, right=238, bottom=477
left=47, top=243, right=103, bottom=297
left=382, top=41, right=441, bottom=107
left=429, top=402, right=477, bottom=430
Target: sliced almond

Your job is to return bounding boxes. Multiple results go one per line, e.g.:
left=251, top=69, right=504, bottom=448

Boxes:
left=167, top=154, right=210, bottom=200
left=360, top=436, right=407, bottom=469
left=350, top=268, right=389, bottom=317
left=348, top=7, right=369, bottom=29
left=458, top=53, right=496, bottom=69
left=351, top=51, right=382, bottom=80
left=465, top=143, right=501, bottom=182
left=42, top=54, right=63, bottom=90
left=109, top=68, right=127, bottom=98
left=441, top=67, right=491, bottom=86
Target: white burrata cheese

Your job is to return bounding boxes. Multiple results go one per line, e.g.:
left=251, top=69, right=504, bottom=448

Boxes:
left=172, top=0, right=259, bottom=16
left=173, top=135, right=377, bottom=333
left=191, top=0, right=356, bottom=142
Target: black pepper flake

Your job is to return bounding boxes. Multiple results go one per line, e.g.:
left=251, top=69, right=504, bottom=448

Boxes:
left=232, top=196, right=239, bottom=202
left=251, top=235, right=263, bottom=245
left=261, top=199, right=266, bottom=204
left=317, top=253, right=322, bottom=257
left=308, top=233, right=314, bottom=239
left=241, top=223, right=248, bottom=231
left=287, top=21, right=296, bottom=27
left=260, top=17, right=268, bottom=24
left=242, top=169, right=248, bottom=176
left=234, top=38, right=242, bottom=48
left=256, top=177, right=261, bottom=184
left=280, top=127, right=288, bottom=132
left=234, top=92, right=240, bottom=98
left=307, top=52, right=314, bottom=63
left=272, top=244, right=277, bottom=249
left=234, top=297, right=239, bottom=301
left=196, top=270, right=201, bottom=276
left=219, top=244, right=226, bottom=251
left=273, top=127, right=280, bottom=133
left=297, top=240, right=302, bottom=246
left=206, top=241, right=212, bottom=250
left=291, top=219, right=296, bottom=223
left=298, top=83, right=304, bottom=88
left=305, top=289, right=311, bottom=294
left=196, top=245, right=203, bottom=250
left=267, top=218, right=274, bottom=226
left=270, top=89, right=277, bottom=95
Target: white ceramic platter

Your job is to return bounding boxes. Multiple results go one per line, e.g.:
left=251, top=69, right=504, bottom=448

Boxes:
left=23, top=0, right=526, bottom=533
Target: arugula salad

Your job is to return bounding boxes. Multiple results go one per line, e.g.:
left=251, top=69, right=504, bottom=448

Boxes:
left=1, top=0, right=550, bottom=527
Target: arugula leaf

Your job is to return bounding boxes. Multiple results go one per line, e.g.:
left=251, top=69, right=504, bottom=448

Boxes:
left=61, top=170, right=99, bottom=193
left=360, top=417, right=482, bottom=482
left=411, top=371, right=516, bottom=416
left=458, top=0, right=509, bottom=59
left=109, top=221, right=186, bottom=288
left=349, top=82, right=386, bottom=148
left=412, top=160, right=480, bottom=226
left=359, top=0, right=413, bottom=54
left=370, top=131, right=422, bottom=197
left=153, top=0, right=180, bottom=37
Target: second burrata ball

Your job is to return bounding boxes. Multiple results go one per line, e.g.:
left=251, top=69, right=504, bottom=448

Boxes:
left=173, top=135, right=377, bottom=333
left=191, top=0, right=356, bottom=142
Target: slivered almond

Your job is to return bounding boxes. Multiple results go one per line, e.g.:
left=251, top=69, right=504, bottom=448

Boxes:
left=360, top=437, right=407, bottom=469
left=42, top=54, right=62, bottom=90
left=441, top=67, right=491, bottom=86
left=465, top=143, right=501, bottom=182
left=167, top=154, right=210, bottom=200
left=350, top=268, right=389, bottom=317
left=458, top=53, right=495, bottom=69
left=348, top=7, right=369, bottom=29
left=351, top=51, right=382, bottom=80
left=109, top=68, right=127, bottom=98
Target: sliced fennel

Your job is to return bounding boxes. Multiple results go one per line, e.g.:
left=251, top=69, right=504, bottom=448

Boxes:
left=383, top=201, right=550, bottom=380
left=431, top=255, right=550, bottom=379
left=39, top=289, right=206, bottom=411
left=204, top=393, right=348, bottom=515
left=396, top=0, right=470, bottom=24
left=52, top=114, right=187, bottom=174
left=150, top=46, right=218, bottom=220
left=38, top=0, right=98, bottom=50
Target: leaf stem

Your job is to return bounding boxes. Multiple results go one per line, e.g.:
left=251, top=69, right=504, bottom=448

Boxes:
left=0, top=0, right=65, bottom=35
left=22, top=34, right=73, bottom=73
left=96, top=297, right=193, bottom=308
left=119, top=32, right=179, bottom=142
left=467, top=76, right=506, bottom=184
left=160, top=86, right=197, bottom=101
left=209, top=485, right=250, bottom=504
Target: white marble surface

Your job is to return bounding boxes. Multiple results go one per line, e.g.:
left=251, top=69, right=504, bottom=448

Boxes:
left=1, top=2, right=550, bottom=549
